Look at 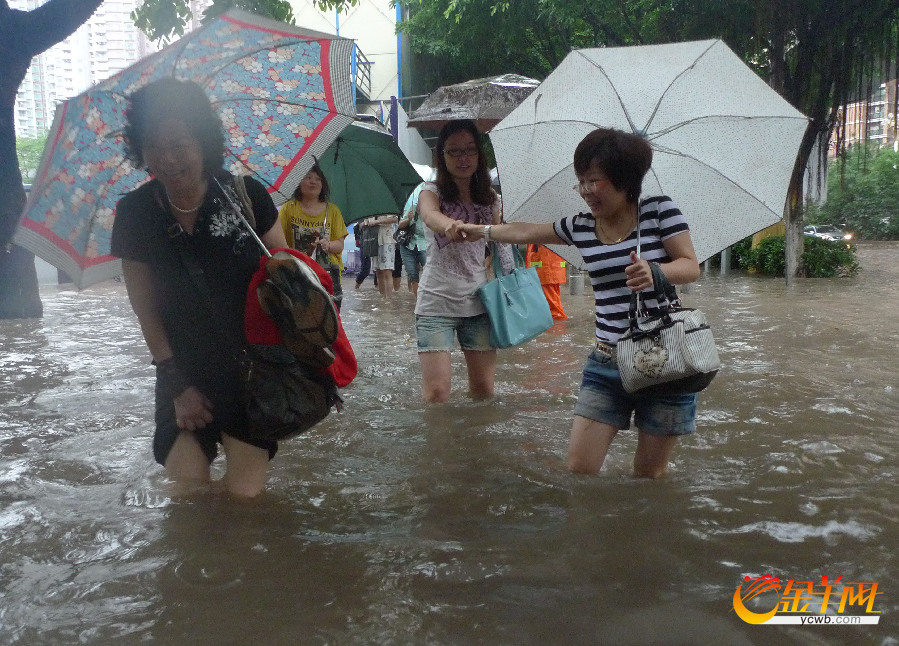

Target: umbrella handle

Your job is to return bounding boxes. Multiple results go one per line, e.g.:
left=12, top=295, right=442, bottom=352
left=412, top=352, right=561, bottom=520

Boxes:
left=214, top=177, right=272, bottom=258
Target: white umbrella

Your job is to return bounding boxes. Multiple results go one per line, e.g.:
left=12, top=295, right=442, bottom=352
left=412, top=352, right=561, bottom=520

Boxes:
left=490, top=39, right=809, bottom=267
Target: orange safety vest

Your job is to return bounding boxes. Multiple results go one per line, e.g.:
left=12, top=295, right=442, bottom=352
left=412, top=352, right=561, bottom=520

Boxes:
left=526, top=244, right=567, bottom=285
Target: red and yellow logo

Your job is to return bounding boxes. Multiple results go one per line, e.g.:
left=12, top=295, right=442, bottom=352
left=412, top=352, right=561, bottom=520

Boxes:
left=733, top=574, right=881, bottom=625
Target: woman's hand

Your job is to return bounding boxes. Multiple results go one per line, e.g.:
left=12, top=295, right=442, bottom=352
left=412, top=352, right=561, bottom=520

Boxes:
left=625, top=251, right=654, bottom=292
left=316, top=236, right=331, bottom=254
left=459, top=223, right=484, bottom=240
left=443, top=219, right=467, bottom=242
left=173, top=386, right=214, bottom=431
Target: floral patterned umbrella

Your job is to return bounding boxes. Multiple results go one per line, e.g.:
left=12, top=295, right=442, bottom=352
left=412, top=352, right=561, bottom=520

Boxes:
left=14, top=10, right=355, bottom=288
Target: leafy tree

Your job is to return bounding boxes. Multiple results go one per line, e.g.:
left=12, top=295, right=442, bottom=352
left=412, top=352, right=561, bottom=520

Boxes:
left=0, top=0, right=106, bottom=318
left=397, top=0, right=672, bottom=94
left=406, top=0, right=899, bottom=282
left=16, top=132, right=48, bottom=182
left=132, top=0, right=359, bottom=42
left=814, top=144, right=899, bottom=239
left=660, top=0, right=899, bottom=281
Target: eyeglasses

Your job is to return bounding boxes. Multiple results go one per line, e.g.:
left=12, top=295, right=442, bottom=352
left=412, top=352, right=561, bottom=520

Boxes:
left=444, top=147, right=479, bottom=158
left=573, top=178, right=611, bottom=194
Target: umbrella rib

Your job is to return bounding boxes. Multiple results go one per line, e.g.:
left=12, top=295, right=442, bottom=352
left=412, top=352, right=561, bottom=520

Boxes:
left=646, top=114, right=810, bottom=140
left=208, top=96, right=354, bottom=118
left=572, top=50, right=640, bottom=134
left=640, top=40, right=719, bottom=134
left=169, top=35, right=342, bottom=90
left=647, top=147, right=780, bottom=217
left=225, top=151, right=292, bottom=203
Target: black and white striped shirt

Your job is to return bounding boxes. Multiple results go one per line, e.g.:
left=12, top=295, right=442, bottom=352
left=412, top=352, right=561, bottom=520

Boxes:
left=553, top=195, right=690, bottom=343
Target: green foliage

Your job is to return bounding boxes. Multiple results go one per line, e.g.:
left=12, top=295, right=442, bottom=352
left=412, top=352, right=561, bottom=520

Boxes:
left=130, top=0, right=194, bottom=42
left=801, top=236, right=860, bottom=278
left=15, top=133, right=48, bottom=181
left=815, top=144, right=899, bottom=240
left=729, top=236, right=753, bottom=270
left=397, top=0, right=672, bottom=94
left=202, top=0, right=295, bottom=27
left=737, top=235, right=858, bottom=278
left=131, top=0, right=350, bottom=42
left=741, top=235, right=786, bottom=276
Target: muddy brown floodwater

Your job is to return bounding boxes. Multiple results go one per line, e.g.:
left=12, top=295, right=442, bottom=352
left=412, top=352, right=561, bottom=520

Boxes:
left=1, top=242, right=897, bottom=645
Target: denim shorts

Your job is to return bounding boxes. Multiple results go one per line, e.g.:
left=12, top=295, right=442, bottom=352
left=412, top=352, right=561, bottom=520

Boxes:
left=573, top=349, right=697, bottom=436
left=400, top=245, right=427, bottom=282
left=415, top=313, right=493, bottom=352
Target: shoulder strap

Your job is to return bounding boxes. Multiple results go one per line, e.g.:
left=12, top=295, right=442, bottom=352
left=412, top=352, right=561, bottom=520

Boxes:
left=169, top=227, right=240, bottom=353
left=233, top=174, right=257, bottom=229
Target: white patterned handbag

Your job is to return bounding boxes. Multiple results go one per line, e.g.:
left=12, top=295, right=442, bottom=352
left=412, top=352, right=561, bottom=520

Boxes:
left=615, top=254, right=720, bottom=396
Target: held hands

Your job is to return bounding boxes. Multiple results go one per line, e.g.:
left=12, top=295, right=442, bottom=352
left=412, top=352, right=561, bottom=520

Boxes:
left=174, top=386, right=214, bottom=431
left=458, top=223, right=484, bottom=240
left=625, top=251, right=655, bottom=292
left=442, top=219, right=468, bottom=243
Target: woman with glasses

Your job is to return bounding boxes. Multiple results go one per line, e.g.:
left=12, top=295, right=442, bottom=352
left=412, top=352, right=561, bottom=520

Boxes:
left=460, top=128, right=700, bottom=479
left=414, top=119, right=502, bottom=402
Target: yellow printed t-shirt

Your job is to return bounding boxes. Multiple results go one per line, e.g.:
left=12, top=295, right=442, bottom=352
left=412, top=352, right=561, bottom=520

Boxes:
left=278, top=200, right=348, bottom=271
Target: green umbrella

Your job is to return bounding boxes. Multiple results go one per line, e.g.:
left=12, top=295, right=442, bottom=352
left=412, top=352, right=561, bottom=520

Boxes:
left=317, top=120, right=423, bottom=225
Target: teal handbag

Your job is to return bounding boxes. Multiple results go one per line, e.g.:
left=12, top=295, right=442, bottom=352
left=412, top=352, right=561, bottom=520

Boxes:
left=476, top=243, right=554, bottom=348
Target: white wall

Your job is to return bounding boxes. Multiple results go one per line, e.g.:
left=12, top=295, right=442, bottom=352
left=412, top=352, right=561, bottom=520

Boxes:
left=289, top=0, right=400, bottom=112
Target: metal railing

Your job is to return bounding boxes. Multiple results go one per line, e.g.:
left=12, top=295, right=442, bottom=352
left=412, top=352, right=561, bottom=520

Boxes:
left=353, top=45, right=373, bottom=103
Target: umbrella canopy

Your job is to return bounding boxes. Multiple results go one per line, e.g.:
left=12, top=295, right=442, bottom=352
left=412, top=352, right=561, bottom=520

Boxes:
left=316, top=120, right=422, bottom=224
left=408, top=74, right=540, bottom=132
left=490, top=40, right=810, bottom=267
left=14, top=9, right=355, bottom=288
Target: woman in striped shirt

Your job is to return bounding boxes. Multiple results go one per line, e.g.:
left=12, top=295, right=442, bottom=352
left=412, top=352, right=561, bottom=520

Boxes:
left=460, top=128, right=700, bottom=479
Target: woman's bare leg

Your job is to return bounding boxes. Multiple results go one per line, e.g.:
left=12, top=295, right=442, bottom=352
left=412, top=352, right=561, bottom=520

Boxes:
left=419, top=351, right=453, bottom=402
left=567, top=415, right=618, bottom=474
left=462, top=349, right=496, bottom=400
left=633, top=432, right=678, bottom=479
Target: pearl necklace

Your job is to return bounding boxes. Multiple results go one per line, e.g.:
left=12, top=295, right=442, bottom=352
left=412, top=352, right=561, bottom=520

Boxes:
left=165, top=188, right=205, bottom=214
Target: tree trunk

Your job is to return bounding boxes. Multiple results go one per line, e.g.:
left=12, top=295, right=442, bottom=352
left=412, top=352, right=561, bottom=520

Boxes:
left=0, top=244, right=42, bottom=318
left=783, top=119, right=823, bottom=285
left=0, top=0, right=106, bottom=318
left=784, top=188, right=805, bottom=286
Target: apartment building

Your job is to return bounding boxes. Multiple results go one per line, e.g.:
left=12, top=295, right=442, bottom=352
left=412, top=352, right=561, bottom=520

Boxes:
left=12, top=0, right=157, bottom=138
left=834, top=79, right=899, bottom=153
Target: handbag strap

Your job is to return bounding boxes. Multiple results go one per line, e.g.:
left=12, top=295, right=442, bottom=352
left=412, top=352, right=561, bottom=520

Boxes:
left=165, top=176, right=261, bottom=356
left=488, top=241, right=524, bottom=278
left=630, top=211, right=679, bottom=324
left=232, top=174, right=256, bottom=229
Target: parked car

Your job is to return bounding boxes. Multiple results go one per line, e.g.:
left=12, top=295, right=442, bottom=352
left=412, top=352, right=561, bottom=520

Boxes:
left=804, top=224, right=853, bottom=246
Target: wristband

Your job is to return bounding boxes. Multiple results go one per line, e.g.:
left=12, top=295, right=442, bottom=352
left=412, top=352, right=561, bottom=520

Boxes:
left=483, top=224, right=492, bottom=243
left=153, top=357, right=191, bottom=399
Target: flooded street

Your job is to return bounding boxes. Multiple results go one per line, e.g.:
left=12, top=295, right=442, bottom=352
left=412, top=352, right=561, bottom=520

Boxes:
left=1, top=242, right=897, bottom=645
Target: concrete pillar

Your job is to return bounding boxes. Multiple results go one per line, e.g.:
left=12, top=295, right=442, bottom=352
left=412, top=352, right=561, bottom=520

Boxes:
left=569, top=269, right=584, bottom=295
